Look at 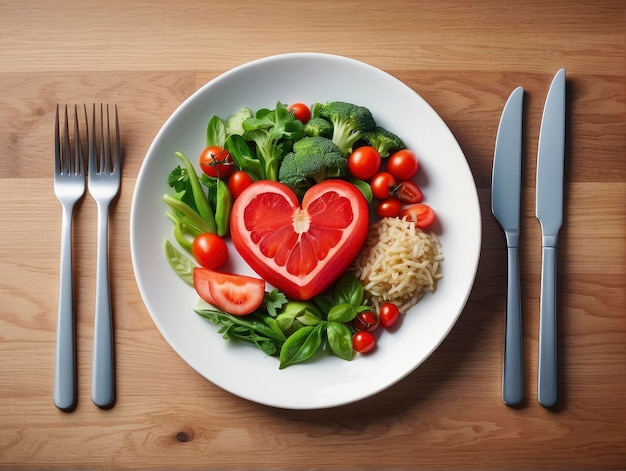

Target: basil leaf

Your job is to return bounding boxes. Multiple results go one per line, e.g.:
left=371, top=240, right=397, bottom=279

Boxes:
left=164, top=239, right=195, bottom=286
left=206, top=115, right=226, bottom=147
left=275, top=301, right=323, bottom=334
left=224, top=134, right=264, bottom=181
left=326, top=321, right=354, bottom=361
left=279, top=324, right=325, bottom=369
left=327, top=303, right=358, bottom=323
left=334, top=272, right=364, bottom=306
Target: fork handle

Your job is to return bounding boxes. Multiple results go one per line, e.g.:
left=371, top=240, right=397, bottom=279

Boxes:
left=54, top=206, right=77, bottom=411
left=92, top=204, right=115, bottom=408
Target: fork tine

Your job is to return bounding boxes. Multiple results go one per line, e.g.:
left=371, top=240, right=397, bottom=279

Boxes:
left=73, top=105, right=84, bottom=176
left=113, top=104, right=121, bottom=173
left=102, top=103, right=111, bottom=174
left=62, top=105, right=71, bottom=175
left=89, top=103, right=97, bottom=174
left=54, top=104, right=61, bottom=174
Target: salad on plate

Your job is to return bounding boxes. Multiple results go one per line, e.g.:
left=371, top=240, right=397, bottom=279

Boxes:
left=162, top=99, right=444, bottom=369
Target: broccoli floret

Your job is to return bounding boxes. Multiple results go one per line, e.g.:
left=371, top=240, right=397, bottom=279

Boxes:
left=242, top=102, right=305, bottom=181
left=361, top=126, right=406, bottom=157
left=319, top=101, right=376, bottom=154
left=304, top=117, right=333, bottom=138
left=279, top=136, right=347, bottom=197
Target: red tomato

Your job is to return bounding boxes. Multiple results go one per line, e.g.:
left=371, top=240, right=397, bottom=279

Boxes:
left=200, top=146, right=234, bottom=179
left=377, top=197, right=402, bottom=218
left=399, top=204, right=436, bottom=228
left=353, top=310, right=379, bottom=332
left=288, top=103, right=311, bottom=124
left=227, top=170, right=253, bottom=199
left=193, top=268, right=265, bottom=316
left=387, top=149, right=419, bottom=180
left=192, top=233, right=228, bottom=268
left=379, top=302, right=400, bottom=328
left=394, top=180, right=423, bottom=204
left=370, top=172, right=397, bottom=200
left=348, top=146, right=381, bottom=180
left=352, top=331, right=376, bottom=353
left=230, top=180, right=369, bottom=300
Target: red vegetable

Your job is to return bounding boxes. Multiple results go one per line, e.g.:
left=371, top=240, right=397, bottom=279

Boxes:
left=192, top=232, right=228, bottom=269
left=352, top=331, right=376, bottom=353
left=230, top=180, right=369, bottom=300
left=193, top=268, right=265, bottom=316
left=399, top=203, right=436, bottom=228
left=387, top=149, right=418, bottom=180
left=288, top=103, right=311, bottom=124
left=379, top=302, right=400, bottom=328
left=348, top=146, right=381, bottom=180
left=199, top=146, right=234, bottom=179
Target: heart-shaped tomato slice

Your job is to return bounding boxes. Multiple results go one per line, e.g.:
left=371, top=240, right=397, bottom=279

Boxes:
left=230, top=180, right=369, bottom=300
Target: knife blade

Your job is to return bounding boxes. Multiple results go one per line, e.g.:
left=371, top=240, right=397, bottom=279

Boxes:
left=536, top=68, right=566, bottom=408
left=491, top=86, right=524, bottom=406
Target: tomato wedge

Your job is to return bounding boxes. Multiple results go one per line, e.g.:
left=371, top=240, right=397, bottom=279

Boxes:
left=230, top=180, right=369, bottom=300
left=399, top=203, right=436, bottom=228
left=193, top=268, right=265, bottom=315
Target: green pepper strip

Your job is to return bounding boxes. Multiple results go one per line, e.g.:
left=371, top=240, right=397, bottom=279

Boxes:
left=174, top=151, right=217, bottom=233
left=214, top=179, right=233, bottom=237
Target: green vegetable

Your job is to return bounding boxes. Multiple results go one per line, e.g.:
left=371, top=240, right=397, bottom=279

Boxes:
left=173, top=151, right=217, bottom=233
left=224, top=134, right=265, bottom=181
left=241, top=102, right=305, bottom=181
left=194, top=300, right=286, bottom=356
left=225, top=107, right=253, bottom=136
left=278, top=136, right=347, bottom=197
left=361, top=126, right=406, bottom=157
left=319, top=101, right=376, bottom=154
left=326, top=321, right=354, bottom=361
left=275, top=301, right=325, bottom=335
left=214, top=178, right=233, bottom=237
left=164, top=239, right=195, bottom=286
left=279, top=324, right=326, bottom=369
left=304, top=116, right=333, bottom=138
left=264, top=289, right=288, bottom=317
left=206, top=115, right=226, bottom=147
left=350, top=177, right=373, bottom=203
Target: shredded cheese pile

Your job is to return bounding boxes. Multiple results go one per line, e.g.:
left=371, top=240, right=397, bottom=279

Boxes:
left=353, top=217, right=443, bottom=312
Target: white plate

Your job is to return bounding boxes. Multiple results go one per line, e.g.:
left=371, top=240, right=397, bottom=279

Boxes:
left=130, top=53, right=481, bottom=409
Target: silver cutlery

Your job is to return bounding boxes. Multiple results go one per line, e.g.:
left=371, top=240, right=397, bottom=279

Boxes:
left=492, top=87, right=525, bottom=406
left=87, top=103, right=121, bottom=408
left=536, top=69, right=566, bottom=408
left=53, top=105, right=86, bottom=411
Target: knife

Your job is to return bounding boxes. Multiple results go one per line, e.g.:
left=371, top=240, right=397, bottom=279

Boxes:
left=536, top=68, right=566, bottom=408
left=492, top=86, right=524, bottom=406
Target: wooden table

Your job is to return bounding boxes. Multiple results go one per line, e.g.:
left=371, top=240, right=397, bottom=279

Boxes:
left=1, top=1, right=624, bottom=469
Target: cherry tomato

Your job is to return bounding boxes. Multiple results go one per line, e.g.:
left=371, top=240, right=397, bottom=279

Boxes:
left=353, top=310, right=379, bottom=332
left=377, top=197, right=402, bottom=218
left=379, top=302, right=400, bottom=328
left=394, top=180, right=423, bottom=204
left=399, top=203, right=436, bottom=228
left=348, top=146, right=381, bottom=180
left=288, top=103, right=311, bottom=124
left=200, top=146, right=234, bottom=179
left=370, top=172, right=397, bottom=200
left=191, top=232, right=228, bottom=269
left=387, top=149, right=419, bottom=180
left=227, top=170, right=253, bottom=199
left=352, top=331, right=376, bottom=353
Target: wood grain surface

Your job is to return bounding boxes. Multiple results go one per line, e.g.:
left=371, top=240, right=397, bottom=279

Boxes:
left=1, top=0, right=624, bottom=469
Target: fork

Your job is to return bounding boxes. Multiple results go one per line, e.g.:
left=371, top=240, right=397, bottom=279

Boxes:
left=53, top=104, right=85, bottom=411
left=88, top=103, right=121, bottom=408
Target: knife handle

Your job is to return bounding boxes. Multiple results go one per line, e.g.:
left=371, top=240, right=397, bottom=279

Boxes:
left=503, top=246, right=523, bottom=405
left=538, top=246, right=558, bottom=407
